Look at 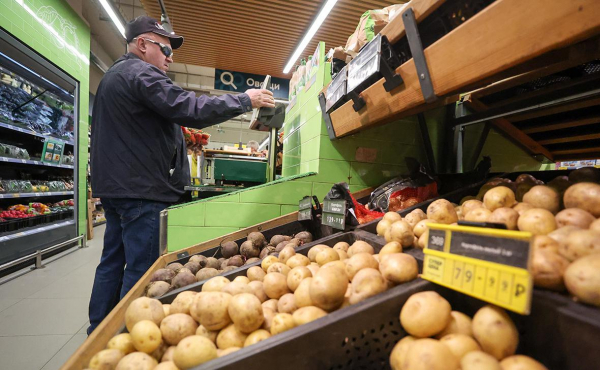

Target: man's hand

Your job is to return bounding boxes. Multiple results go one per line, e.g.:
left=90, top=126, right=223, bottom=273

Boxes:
left=246, top=89, right=276, bottom=108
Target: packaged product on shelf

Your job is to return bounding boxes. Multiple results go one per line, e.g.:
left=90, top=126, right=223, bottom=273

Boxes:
left=345, top=3, right=410, bottom=54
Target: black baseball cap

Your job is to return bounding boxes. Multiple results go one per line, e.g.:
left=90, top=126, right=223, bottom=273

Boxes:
left=125, top=16, right=184, bottom=49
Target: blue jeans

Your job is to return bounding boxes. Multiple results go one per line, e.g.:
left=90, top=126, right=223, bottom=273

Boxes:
left=87, top=198, right=169, bottom=335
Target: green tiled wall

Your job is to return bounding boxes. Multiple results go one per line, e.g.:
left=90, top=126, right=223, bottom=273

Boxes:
left=0, top=0, right=91, bottom=236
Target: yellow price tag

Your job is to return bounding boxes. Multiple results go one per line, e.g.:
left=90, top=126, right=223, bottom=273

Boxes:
left=421, top=223, right=533, bottom=315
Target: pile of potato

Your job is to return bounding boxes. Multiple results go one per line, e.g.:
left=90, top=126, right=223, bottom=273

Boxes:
left=146, top=231, right=314, bottom=298
left=88, top=239, right=419, bottom=369
left=390, top=291, right=547, bottom=370
left=376, top=168, right=600, bottom=308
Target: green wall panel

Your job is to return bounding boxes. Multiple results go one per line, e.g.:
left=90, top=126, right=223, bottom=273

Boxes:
left=280, top=205, right=298, bottom=215
left=240, top=181, right=313, bottom=205
left=168, top=226, right=239, bottom=252
left=204, top=202, right=282, bottom=228
left=0, top=0, right=91, bottom=237
left=169, top=203, right=206, bottom=227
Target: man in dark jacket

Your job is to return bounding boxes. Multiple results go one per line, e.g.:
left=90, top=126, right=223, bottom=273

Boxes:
left=87, top=16, right=274, bottom=334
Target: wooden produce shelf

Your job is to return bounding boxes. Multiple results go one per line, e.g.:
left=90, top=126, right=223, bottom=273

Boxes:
left=326, top=0, right=600, bottom=139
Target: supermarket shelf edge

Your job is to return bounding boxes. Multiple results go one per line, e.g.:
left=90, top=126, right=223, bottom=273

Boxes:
left=0, top=120, right=74, bottom=145
left=0, top=156, right=74, bottom=169
left=0, top=190, right=74, bottom=199
left=0, top=219, right=75, bottom=242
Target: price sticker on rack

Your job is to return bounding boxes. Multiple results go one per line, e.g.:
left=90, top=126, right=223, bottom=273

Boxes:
left=322, top=199, right=346, bottom=230
left=298, top=196, right=313, bottom=221
left=421, top=223, right=533, bottom=314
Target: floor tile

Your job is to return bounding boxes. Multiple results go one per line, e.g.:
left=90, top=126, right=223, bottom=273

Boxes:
left=0, top=298, right=20, bottom=313
left=41, top=333, right=87, bottom=370
left=0, top=298, right=89, bottom=336
left=78, top=321, right=90, bottom=334
left=0, top=267, right=65, bottom=299
left=0, top=335, right=71, bottom=370
left=28, top=270, right=95, bottom=299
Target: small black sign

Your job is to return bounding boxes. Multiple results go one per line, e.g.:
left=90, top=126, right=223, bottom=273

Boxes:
left=449, top=231, right=530, bottom=269
left=427, top=229, right=446, bottom=251
left=298, top=196, right=313, bottom=221
left=322, top=199, right=346, bottom=230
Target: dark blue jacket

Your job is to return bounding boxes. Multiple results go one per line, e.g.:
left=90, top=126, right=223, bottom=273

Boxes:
left=91, top=53, right=252, bottom=202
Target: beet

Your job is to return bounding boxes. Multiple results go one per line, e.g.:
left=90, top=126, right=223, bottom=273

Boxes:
left=294, top=231, right=313, bottom=244
left=222, top=266, right=237, bottom=272
left=184, top=261, right=201, bottom=275
left=260, top=246, right=275, bottom=259
left=166, top=262, right=183, bottom=272
left=171, top=269, right=196, bottom=289
left=245, top=257, right=260, bottom=265
left=150, top=268, right=176, bottom=284
left=228, top=255, right=245, bottom=267
left=276, top=241, right=298, bottom=252
left=270, top=235, right=291, bottom=246
left=196, top=267, right=219, bottom=281
left=247, top=232, right=267, bottom=249
left=220, top=259, right=230, bottom=270
left=189, top=254, right=208, bottom=267
left=221, top=241, right=239, bottom=258
left=240, top=240, right=260, bottom=258
left=205, top=257, right=220, bottom=269
left=146, top=281, right=171, bottom=298
left=569, top=167, right=600, bottom=183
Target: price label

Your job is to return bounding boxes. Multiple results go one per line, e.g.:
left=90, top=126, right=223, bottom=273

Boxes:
left=298, top=196, right=313, bottom=221
left=421, top=223, right=533, bottom=314
left=322, top=199, right=346, bottom=230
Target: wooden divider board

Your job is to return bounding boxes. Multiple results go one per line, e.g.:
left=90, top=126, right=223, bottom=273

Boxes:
left=329, top=0, right=600, bottom=138
left=61, top=187, right=373, bottom=369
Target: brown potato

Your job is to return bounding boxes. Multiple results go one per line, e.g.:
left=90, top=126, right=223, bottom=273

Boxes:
left=378, top=253, right=418, bottom=284
left=279, top=245, right=296, bottom=264
left=115, top=352, right=157, bottom=370
left=267, top=262, right=291, bottom=276
left=173, top=335, right=217, bottom=369
left=292, top=306, right=327, bottom=326
left=383, top=211, right=402, bottom=223
left=233, top=276, right=250, bottom=284
left=107, top=333, right=136, bottom=355
left=400, top=291, right=451, bottom=338
left=461, top=351, right=501, bottom=370
left=243, top=329, right=271, bottom=347
left=160, top=313, right=198, bottom=345
left=531, top=235, right=560, bottom=254
left=559, top=229, right=600, bottom=261
left=294, top=277, right=314, bottom=307
left=228, top=293, right=264, bottom=333
left=548, top=226, right=580, bottom=250
left=316, top=248, right=340, bottom=266
left=465, top=208, right=492, bottom=223
left=202, top=276, right=230, bottom=292
left=263, top=272, right=291, bottom=299
left=347, top=240, right=375, bottom=256
left=532, top=249, right=569, bottom=291
left=389, top=336, right=416, bottom=370
left=379, top=241, right=402, bottom=255
left=386, top=220, right=415, bottom=246
left=377, top=219, right=392, bottom=236
left=413, top=219, right=433, bottom=238
left=513, top=202, right=534, bottom=215
left=484, top=186, right=517, bottom=211
left=564, top=182, right=600, bottom=217
left=155, top=361, right=179, bottom=370
left=261, top=255, right=279, bottom=272
left=472, top=305, right=518, bottom=360
left=500, top=355, right=548, bottom=370
left=462, top=200, right=484, bottom=216
left=333, top=241, right=350, bottom=252
left=564, top=254, right=600, bottom=307
left=590, top=218, right=600, bottom=232
left=287, top=266, right=312, bottom=292
left=417, top=230, right=428, bottom=249
left=270, top=313, right=296, bottom=335
left=306, top=263, right=320, bottom=276
left=286, top=254, right=311, bottom=269
left=307, top=245, right=328, bottom=262
left=440, top=334, right=481, bottom=360
left=89, top=349, right=124, bottom=370
left=335, top=249, right=349, bottom=260
left=428, top=199, right=459, bottom=224
left=162, top=304, right=170, bottom=317
left=405, top=210, right=426, bottom=229
left=130, top=320, right=162, bottom=354
left=523, top=186, right=560, bottom=214
left=190, top=292, right=232, bottom=331
left=402, top=338, right=460, bottom=370
left=161, top=346, right=176, bottom=362
left=309, top=266, right=348, bottom=311
left=277, top=293, right=298, bottom=314
left=346, top=253, right=379, bottom=281
left=169, top=291, right=197, bottom=316
left=216, top=324, right=248, bottom=349
left=435, top=311, right=473, bottom=339
left=261, top=307, right=276, bottom=332
left=261, top=299, right=278, bottom=312
left=248, top=280, right=267, bottom=303
left=517, top=209, right=556, bottom=235
left=349, top=268, right=387, bottom=304
left=555, top=208, right=595, bottom=229
left=488, top=208, right=519, bottom=230
left=125, top=297, right=165, bottom=332
left=221, top=281, right=253, bottom=296
left=196, top=325, right=218, bottom=343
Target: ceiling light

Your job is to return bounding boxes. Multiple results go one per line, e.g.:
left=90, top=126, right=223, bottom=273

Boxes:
left=283, top=0, right=338, bottom=74
left=98, top=0, right=126, bottom=38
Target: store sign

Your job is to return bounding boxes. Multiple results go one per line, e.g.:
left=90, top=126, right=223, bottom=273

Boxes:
left=298, top=196, right=313, bottom=221
left=41, top=140, right=64, bottom=164
left=555, top=159, right=600, bottom=169
left=322, top=199, right=346, bottom=230
left=215, top=69, right=290, bottom=99
left=421, top=223, right=533, bottom=315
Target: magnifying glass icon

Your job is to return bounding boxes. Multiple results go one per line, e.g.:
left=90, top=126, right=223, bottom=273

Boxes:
left=220, top=71, right=238, bottom=90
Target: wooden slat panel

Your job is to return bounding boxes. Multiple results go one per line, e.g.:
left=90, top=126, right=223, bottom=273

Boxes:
left=553, top=147, right=600, bottom=156
left=522, top=116, right=600, bottom=134
left=329, top=0, right=600, bottom=138
left=509, top=96, right=600, bottom=122
left=464, top=97, right=554, bottom=160
left=380, top=0, right=446, bottom=43
left=539, top=133, right=600, bottom=145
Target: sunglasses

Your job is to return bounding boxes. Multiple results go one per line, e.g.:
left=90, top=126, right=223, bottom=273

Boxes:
left=134, top=37, right=173, bottom=58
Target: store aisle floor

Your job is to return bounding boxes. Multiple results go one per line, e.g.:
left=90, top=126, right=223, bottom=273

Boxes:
left=0, top=225, right=105, bottom=370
